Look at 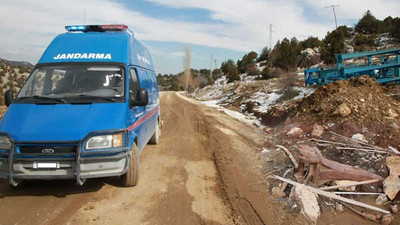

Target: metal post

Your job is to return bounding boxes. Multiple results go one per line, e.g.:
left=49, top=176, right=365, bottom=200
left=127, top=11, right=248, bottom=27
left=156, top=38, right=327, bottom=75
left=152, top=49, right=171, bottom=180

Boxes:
left=325, top=5, right=340, bottom=29
left=210, top=55, right=213, bottom=79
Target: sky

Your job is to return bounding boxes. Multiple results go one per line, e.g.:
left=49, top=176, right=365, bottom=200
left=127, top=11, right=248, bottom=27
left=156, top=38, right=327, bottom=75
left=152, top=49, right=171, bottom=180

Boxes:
left=1, top=0, right=400, bottom=74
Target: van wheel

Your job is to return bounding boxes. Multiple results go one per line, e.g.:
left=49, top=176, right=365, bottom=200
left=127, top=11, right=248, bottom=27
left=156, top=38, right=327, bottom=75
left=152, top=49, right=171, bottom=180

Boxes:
left=121, top=143, right=140, bottom=187
left=148, top=122, right=161, bottom=145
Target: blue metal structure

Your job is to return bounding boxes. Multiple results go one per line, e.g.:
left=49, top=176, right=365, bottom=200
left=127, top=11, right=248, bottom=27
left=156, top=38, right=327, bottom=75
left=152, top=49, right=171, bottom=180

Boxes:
left=0, top=25, right=160, bottom=187
left=304, top=48, right=400, bottom=86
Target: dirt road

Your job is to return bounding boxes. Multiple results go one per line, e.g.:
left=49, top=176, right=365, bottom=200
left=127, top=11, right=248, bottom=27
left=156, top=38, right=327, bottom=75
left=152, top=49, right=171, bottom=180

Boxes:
left=0, top=92, right=303, bottom=225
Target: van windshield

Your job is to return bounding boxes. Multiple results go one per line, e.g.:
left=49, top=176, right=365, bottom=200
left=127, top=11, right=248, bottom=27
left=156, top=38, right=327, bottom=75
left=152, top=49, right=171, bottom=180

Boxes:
left=17, top=65, right=125, bottom=103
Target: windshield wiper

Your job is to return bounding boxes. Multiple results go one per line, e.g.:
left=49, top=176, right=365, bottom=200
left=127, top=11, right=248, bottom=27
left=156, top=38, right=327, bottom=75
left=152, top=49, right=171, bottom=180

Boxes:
left=77, top=94, right=116, bottom=102
left=19, top=95, right=68, bottom=103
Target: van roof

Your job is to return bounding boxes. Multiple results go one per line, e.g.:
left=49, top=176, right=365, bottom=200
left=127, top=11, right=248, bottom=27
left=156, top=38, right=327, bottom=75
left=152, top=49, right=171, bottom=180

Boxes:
left=38, top=25, right=154, bottom=72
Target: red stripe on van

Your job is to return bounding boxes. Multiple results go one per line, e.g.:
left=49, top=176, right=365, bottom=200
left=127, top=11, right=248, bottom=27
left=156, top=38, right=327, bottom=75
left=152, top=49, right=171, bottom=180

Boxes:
left=127, top=106, right=159, bottom=131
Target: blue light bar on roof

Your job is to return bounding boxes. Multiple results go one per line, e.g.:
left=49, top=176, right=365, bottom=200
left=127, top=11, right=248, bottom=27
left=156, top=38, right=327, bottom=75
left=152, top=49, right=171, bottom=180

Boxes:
left=65, top=24, right=128, bottom=32
left=65, top=25, right=87, bottom=32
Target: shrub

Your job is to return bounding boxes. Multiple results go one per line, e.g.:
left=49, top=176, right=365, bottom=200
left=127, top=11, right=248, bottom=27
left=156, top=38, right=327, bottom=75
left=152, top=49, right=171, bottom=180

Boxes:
left=256, top=66, right=275, bottom=80
left=221, top=59, right=240, bottom=83
left=247, top=67, right=261, bottom=76
left=257, top=47, right=271, bottom=63
left=276, top=88, right=300, bottom=103
left=321, top=28, right=346, bottom=64
left=237, top=51, right=258, bottom=73
left=277, top=73, right=299, bottom=90
left=355, top=10, right=387, bottom=34
left=300, top=36, right=323, bottom=49
left=390, top=18, right=400, bottom=41
left=272, top=38, right=300, bottom=72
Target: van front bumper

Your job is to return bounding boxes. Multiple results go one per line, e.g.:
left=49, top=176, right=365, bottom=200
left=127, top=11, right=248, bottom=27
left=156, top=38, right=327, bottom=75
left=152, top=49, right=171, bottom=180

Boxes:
left=0, top=143, right=131, bottom=186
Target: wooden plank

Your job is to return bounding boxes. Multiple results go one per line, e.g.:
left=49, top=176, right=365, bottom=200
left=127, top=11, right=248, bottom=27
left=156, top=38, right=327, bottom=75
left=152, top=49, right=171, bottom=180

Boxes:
left=273, top=175, right=390, bottom=214
left=321, top=179, right=380, bottom=191
left=276, top=145, right=298, bottom=170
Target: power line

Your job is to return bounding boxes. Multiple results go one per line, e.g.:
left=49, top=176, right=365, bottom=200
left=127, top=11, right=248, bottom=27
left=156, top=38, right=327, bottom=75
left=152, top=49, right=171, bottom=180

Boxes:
left=325, top=4, right=340, bottom=29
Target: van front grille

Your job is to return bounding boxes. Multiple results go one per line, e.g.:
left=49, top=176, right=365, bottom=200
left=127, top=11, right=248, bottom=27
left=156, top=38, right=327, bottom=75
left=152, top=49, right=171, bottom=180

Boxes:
left=19, top=145, right=77, bottom=154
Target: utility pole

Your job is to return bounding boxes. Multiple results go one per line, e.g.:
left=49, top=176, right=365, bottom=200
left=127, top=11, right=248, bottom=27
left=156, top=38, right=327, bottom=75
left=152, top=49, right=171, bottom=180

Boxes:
left=268, top=24, right=276, bottom=49
left=325, top=5, right=340, bottom=29
left=209, top=54, right=213, bottom=79
left=214, top=59, right=218, bottom=70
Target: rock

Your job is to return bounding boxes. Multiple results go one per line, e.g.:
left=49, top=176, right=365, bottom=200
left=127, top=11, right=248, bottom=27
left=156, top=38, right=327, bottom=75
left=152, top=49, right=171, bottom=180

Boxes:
left=311, top=124, right=324, bottom=137
left=351, top=133, right=368, bottom=143
left=263, top=127, right=272, bottom=133
left=386, top=156, right=400, bottom=176
left=335, top=202, right=345, bottom=213
left=286, top=127, right=303, bottom=136
left=381, top=214, right=394, bottom=225
left=272, top=186, right=286, bottom=198
left=375, top=194, right=389, bottom=206
left=390, top=122, right=400, bottom=130
left=333, top=103, right=351, bottom=117
left=386, top=108, right=399, bottom=118
left=331, top=180, right=357, bottom=191
left=383, top=174, right=400, bottom=200
left=290, top=184, right=320, bottom=223
left=390, top=204, right=398, bottom=213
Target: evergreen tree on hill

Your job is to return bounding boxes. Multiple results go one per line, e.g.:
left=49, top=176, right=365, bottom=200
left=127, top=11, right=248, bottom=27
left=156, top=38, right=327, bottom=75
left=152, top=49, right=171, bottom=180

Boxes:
left=355, top=10, right=387, bottom=34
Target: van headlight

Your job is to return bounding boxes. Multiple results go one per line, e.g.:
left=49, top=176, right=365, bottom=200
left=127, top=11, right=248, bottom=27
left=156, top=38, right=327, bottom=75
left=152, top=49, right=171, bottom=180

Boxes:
left=0, top=136, right=11, bottom=150
left=86, top=133, right=123, bottom=150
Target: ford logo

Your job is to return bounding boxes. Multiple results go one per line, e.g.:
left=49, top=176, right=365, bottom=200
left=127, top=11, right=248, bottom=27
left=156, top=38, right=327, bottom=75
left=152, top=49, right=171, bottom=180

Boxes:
left=42, top=149, right=55, bottom=154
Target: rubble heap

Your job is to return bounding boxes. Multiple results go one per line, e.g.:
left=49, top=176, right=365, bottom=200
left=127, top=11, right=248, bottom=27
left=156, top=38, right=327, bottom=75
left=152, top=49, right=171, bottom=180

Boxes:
left=262, top=76, right=400, bottom=126
left=298, top=76, right=400, bottom=123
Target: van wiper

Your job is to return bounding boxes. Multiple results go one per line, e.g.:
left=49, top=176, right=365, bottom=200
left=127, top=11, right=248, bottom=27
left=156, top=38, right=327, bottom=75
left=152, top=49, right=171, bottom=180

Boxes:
left=77, top=94, right=116, bottom=102
left=20, top=95, right=68, bottom=103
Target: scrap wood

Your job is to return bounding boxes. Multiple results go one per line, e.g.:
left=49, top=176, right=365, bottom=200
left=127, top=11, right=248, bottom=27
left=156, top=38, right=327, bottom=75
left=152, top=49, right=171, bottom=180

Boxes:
left=333, top=192, right=383, bottom=195
left=336, top=147, right=392, bottom=155
left=321, top=179, right=380, bottom=191
left=388, top=146, right=400, bottom=154
left=310, top=138, right=392, bottom=154
left=276, top=145, right=298, bottom=170
left=265, top=166, right=290, bottom=176
left=329, top=131, right=387, bottom=152
left=296, top=145, right=384, bottom=186
left=341, top=202, right=382, bottom=223
left=273, top=175, right=390, bottom=214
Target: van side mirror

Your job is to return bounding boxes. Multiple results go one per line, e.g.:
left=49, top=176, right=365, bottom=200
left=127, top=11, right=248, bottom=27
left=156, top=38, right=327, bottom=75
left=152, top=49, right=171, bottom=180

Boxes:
left=130, top=88, right=148, bottom=107
left=4, top=90, right=13, bottom=107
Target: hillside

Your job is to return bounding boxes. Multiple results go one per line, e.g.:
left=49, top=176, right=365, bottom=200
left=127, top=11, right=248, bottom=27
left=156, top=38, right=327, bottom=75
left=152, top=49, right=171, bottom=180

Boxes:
left=0, top=58, right=32, bottom=104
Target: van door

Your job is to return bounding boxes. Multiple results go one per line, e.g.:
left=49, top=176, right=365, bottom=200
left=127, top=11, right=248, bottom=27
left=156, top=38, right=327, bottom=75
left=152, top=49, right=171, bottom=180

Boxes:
left=136, top=68, right=154, bottom=143
left=128, top=67, right=146, bottom=151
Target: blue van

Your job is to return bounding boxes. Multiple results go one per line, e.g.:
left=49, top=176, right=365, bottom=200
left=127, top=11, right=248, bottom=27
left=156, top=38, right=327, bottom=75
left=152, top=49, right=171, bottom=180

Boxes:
left=0, top=24, right=160, bottom=187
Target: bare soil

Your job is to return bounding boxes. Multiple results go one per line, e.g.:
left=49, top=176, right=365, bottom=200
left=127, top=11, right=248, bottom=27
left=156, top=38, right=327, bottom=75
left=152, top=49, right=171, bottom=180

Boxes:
left=0, top=92, right=303, bottom=225
left=1, top=92, right=398, bottom=225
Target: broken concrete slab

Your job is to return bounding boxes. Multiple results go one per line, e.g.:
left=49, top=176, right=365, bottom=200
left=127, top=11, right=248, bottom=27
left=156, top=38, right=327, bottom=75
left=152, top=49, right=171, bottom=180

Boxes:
left=290, top=184, right=320, bottom=223
left=375, top=194, right=389, bottom=206
left=351, top=133, right=368, bottom=143
left=286, top=127, right=303, bottom=136
left=386, top=156, right=400, bottom=176
left=311, top=124, right=324, bottom=137
left=383, top=174, right=400, bottom=200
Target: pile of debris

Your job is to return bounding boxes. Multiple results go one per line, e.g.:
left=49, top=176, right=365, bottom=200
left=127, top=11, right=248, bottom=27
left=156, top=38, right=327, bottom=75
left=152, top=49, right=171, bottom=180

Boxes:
left=262, top=76, right=400, bottom=126
left=298, top=76, right=400, bottom=123
left=267, top=132, right=400, bottom=224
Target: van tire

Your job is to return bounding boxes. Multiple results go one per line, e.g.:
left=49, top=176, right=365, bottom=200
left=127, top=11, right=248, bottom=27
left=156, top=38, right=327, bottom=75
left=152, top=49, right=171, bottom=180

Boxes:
left=121, top=143, right=140, bottom=187
left=148, top=122, right=160, bottom=145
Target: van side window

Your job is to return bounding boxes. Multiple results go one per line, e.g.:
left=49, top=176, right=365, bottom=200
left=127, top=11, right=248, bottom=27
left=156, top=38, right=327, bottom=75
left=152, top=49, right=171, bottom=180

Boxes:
left=129, top=68, right=139, bottom=100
